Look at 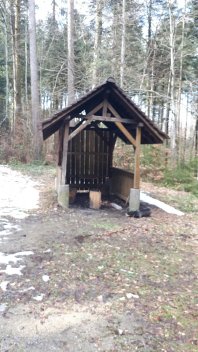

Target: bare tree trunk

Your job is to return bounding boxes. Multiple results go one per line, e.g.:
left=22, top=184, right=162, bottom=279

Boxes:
left=182, top=92, right=189, bottom=162
left=2, top=2, right=10, bottom=127
left=67, top=0, right=75, bottom=105
left=149, top=42, right=156, bottom=121
left=28, top=0, right=43, bottom=160
left=10, top=0, right=15, bottom=130
left=111, top=3, right=117, bottom=77
left=165, top=71, right=171, bottom=144
left=25, top=17, right=29, bottom=107
left=15, top=0, right=22, bottom=121
left=11, top=0, right=22, bottom=135
left=195, top=105, right=198, bottom=178
left=52, top=0, right=56, bottom=23
left=176, top=0, right=186, bottom=164
left=120, top=0, right=126, bottom=88
left=148, top=0, right=152, bottom=45
left=195, top=115, right=198, bottom=154
left=168, top=0, right=177, bottom=161
left=92, top=0, right=103, bottom=87
left=146, top=0, right=153, bottom=119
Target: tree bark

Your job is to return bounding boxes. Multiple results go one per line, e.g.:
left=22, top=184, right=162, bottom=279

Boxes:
left=52, top=0, right=56, bottom=23
left=28, top=0, right=43, bottom=160
left=120, top=0, right=126, bottom=88
left=67, top=0, right=75, bottom=105
left=176, top=0, right=186, bottom=163
left=11, top=0, right=22, bottom=135
left=2, top=2, right=10, bottom=128
left=92, top=0, right=103, bottom=87
left=168, top=0, right=177, bottom=161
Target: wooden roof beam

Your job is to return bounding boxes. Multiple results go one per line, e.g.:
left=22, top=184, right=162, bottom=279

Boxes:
left=68, top=102, right=105, bottom=140
left=85, top=102, right=104, bottom=117
left=111, top=87, right=164, bottom=142
left=85, top=115, right=136, bottom=124
left=115, top=122, right=136, bottom=147
left=68, top=120, right=91, bottom=141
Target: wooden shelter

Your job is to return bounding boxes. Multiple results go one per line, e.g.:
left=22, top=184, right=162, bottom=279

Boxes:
left=42, top=78, right=168, bottom=208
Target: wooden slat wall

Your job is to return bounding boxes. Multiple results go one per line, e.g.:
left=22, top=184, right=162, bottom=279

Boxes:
left=66, top=129, right=111, bottom=189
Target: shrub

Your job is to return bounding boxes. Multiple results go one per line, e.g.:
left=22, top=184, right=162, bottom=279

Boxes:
left=163, top=160, right=198, bottom=196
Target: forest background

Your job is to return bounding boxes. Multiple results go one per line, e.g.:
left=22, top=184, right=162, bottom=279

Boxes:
left=0, top=0, right=197, bottom=193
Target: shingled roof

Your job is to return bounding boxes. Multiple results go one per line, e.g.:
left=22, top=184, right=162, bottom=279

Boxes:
left=42, top=78, right=168, bottom=144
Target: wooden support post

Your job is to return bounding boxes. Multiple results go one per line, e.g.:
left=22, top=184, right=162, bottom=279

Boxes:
left=57, top=121, right=70, bottom=209
left=134, top=125, right=141, bottom=189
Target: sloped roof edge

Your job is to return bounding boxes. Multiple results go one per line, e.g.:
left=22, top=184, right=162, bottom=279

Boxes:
left=42, top=78, right=169, bottom=143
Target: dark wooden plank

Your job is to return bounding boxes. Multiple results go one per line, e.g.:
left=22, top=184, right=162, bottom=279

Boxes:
left=94, top=130, right=99, bottom=184
left=82, top=130, right=86, bottom=182
left=77, top=132, right=82, bottom=181
left=99, top=131, right=104, bottom=183
left=71, top=137, right=75, bottom=185
left=105, top=131, right=110, bottom=177
left=89, top=131, right=95, bottom=184
left=61, top=121, right=69, bottom=185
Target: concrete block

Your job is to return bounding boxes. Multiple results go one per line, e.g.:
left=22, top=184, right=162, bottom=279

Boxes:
left=56, top=166, right=62, bottom=192
left=129, top=188, right=140, bottom=212
left=58, top=184, right=69, bottom=209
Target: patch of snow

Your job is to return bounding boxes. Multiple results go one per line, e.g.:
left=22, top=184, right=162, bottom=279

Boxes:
left=0, top=220, right=21, bottom=236
left=1, top=264, right=25, bottom=276
left=120, top=269, right=134, bottom=275
left=126, top=293, right=139, bottom=299
left=140, top=191, right=184, bottom=216
left=119, top=296, right=126, bottom=301
left=43, top=249, right=51, bottom=253
left=110, top=203, right=122, bottom=210
left=42, top=275, right=49, bottom=282
left=20, top=286, right=35, bottom=293
left=0, top=251, right=33, bottom=265
left=97, top=295, right=103, bottom=303
left=0, top=303, right=7, bottom=313
left=0, top=281, right=9, bottom=291
left=117, top=329, right=124, bottom=336
left=15, top=251, right=34, bottom=257
left=0, top=252, right=22, bottom=265
left=0, top=251, right=33, bottom=277
left=0, top=165, right=39, bottom=219
left=33, top=293, right=45, bottom=301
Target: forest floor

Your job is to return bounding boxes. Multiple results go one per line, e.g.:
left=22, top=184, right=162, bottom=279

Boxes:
left=0, top=165, right=198, bottom=352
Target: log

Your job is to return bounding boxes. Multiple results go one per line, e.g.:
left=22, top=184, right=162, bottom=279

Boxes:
left=89, top=190, right=101, bottom=210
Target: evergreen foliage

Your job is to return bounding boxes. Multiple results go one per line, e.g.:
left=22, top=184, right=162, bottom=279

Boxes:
left=0, top=0, right=197, bottom=174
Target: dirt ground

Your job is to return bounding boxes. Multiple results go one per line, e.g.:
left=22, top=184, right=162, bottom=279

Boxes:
left=0, top=166, right=198, bottom=352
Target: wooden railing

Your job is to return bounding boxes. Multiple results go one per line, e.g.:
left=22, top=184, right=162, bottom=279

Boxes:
left=110, top=167, right=134, bottom=201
